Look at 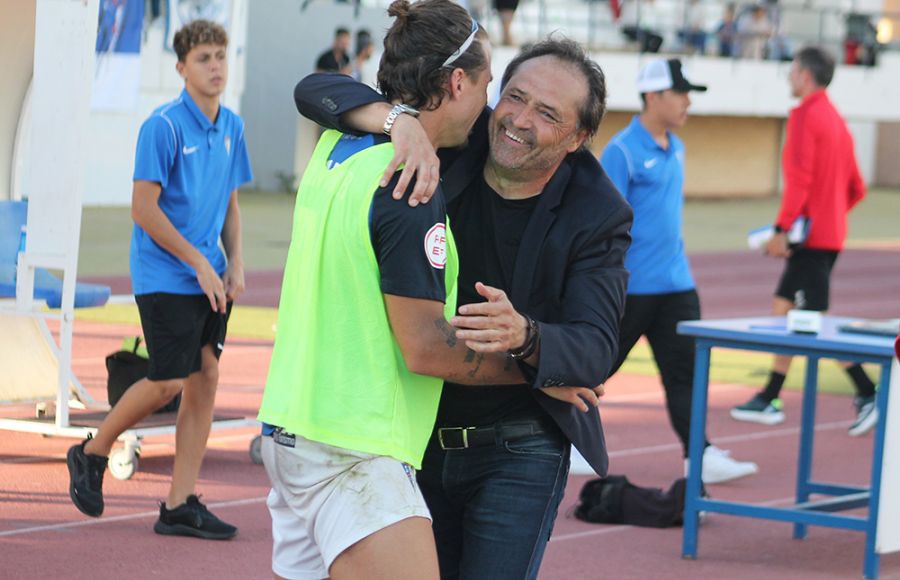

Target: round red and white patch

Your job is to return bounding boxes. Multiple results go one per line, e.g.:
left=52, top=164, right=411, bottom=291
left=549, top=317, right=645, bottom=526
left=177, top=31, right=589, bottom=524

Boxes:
left=424, top=223, right=447, bottom=269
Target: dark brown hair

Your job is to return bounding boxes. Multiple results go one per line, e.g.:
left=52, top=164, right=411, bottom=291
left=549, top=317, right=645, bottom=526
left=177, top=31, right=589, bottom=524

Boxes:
left=173, top=20, right=228, bottom=62
left=795, top=46, right=836, bottom=88
left=377, top=0, right=488, bottom=111
left=501, top=38, right=607, bottom=138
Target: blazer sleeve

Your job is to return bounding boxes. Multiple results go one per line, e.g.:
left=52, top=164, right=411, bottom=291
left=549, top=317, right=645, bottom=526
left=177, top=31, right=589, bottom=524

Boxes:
left=528, top=203, right=632, bottom=389
left=294, top=73, right=386, bottom=135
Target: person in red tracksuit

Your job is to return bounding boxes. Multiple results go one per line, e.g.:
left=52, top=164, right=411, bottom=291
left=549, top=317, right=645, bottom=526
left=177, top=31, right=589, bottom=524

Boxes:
left=731, top=46, right=878, bottom=436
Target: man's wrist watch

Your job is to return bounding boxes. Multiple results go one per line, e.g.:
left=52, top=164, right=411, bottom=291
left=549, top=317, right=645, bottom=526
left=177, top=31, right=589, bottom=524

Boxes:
left=773, top=224, right=785, bottom=234
left=383, top=103, right=419, bottom=136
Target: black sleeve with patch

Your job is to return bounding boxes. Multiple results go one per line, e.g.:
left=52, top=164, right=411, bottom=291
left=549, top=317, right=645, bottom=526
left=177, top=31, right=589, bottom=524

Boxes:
left=370, top=173, right=448, bottom=303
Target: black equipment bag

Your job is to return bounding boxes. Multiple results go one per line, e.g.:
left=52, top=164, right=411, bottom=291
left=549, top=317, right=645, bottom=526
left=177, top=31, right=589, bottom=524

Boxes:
left=574, top=474, right=688, bottom=528
left=105, top=337, right=180, bottom=414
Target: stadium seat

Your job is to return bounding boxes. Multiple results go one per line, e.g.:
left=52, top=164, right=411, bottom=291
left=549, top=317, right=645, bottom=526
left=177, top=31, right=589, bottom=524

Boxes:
left=0, top=200, right=110, bottom=308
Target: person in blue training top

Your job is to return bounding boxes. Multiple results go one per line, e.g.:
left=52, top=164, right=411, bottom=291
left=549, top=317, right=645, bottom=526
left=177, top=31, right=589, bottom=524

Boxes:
left=66, top=19, right=253, bottom=540
left=601, top=58, right=758, bottom=485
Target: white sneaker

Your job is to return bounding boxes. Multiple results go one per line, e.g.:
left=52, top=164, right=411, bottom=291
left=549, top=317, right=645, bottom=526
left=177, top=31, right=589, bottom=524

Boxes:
left=848, top=395, right=878, bottom=437
left=685, top=445, right=759, bottom=485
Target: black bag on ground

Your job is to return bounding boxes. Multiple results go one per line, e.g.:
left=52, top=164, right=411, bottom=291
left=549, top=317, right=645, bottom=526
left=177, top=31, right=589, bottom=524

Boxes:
left=574, top=474, right=687, bottom=528
left=106, top=337, right=180, bottom=414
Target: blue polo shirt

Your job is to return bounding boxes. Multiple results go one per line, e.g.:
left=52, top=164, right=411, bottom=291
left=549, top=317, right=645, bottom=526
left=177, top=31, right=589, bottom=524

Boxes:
left=600, top=115, right=694, bottom=295
left=131, top=89, right=253, bottom=295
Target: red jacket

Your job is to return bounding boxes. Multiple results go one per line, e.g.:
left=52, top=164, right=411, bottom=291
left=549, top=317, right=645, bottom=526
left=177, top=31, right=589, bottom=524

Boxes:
left=777, top=90, right=865, bottom=251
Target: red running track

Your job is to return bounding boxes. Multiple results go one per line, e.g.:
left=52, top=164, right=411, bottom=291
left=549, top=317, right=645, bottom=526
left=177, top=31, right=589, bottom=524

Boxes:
left=1, top=319, right=898, bottom=578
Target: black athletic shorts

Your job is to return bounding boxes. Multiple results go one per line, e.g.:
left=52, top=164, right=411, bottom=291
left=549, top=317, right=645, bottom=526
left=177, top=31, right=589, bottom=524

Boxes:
left=774, top=248, right=839, bottom=311
left=135, top=293, right=233, bottom=381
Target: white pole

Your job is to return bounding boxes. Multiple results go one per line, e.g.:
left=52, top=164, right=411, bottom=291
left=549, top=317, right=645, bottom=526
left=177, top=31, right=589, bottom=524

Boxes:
left=27, top=0, right=99, bottom=428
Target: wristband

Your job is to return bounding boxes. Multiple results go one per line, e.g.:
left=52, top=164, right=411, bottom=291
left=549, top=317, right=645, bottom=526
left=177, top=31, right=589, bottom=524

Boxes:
left=508, top=314, right=540, bottom=361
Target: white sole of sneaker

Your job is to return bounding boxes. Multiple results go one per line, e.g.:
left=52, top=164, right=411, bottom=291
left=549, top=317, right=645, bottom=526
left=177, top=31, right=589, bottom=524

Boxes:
left=703, top=463, right=759, bottom=485
left=730, top=409, right=785, bottom=425
left=848, top=408, right=879, bottom=437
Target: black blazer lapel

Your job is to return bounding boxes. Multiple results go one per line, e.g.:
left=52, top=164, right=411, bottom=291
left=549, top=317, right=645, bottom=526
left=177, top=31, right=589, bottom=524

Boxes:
left=441, top=109, right=491, bottom=205
left=509, top=160, right=571, bottom=307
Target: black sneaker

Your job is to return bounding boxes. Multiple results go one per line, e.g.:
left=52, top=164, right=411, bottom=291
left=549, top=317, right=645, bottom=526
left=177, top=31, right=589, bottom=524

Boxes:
left=730, top=394, right=785, bottom=425
left=66, top=435, right=108, bottom=517
left=153, top=495, right=237, bottom=540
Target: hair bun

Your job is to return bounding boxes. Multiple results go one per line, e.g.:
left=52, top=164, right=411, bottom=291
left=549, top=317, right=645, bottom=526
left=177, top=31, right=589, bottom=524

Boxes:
left=387, top=0, right=411, bottom=19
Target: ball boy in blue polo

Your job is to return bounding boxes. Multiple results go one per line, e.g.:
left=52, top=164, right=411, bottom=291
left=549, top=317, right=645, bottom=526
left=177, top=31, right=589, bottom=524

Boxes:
left=601, top=59, right=757, bottom=485
left=67, top=20, right=252, bottom=540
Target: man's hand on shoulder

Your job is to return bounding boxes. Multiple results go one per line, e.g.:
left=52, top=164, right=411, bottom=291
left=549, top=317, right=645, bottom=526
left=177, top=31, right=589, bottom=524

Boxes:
left=381, top=114, right=440, bottom=207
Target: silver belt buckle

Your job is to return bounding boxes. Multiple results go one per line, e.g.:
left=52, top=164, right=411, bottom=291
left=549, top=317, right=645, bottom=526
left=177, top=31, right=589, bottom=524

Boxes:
left=438, top=427, right=472, bottom=450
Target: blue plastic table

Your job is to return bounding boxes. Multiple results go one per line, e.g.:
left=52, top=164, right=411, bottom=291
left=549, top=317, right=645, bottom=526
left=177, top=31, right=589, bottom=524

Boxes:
left=677, top=316, right=895, bottom=579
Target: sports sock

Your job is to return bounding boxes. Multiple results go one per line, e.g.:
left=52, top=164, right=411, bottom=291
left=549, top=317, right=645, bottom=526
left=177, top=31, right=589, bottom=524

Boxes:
left=846, top=364, right=876, bottom=398
left=760, top=371, right=786, bottom=403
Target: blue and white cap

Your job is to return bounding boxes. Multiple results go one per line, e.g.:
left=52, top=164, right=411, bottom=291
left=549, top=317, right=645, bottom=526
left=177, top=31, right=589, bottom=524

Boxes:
left=637, top=59, right=707, bottom=93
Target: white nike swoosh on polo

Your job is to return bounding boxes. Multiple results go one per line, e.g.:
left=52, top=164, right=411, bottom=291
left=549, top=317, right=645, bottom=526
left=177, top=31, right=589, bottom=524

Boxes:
left=183, top=145, right=198, bottom=155
left=643, top=158, right=658, bottom=169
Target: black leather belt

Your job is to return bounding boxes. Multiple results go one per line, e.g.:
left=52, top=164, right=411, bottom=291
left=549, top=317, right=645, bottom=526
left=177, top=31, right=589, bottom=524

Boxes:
left=437, top=420, right=553, bottom=450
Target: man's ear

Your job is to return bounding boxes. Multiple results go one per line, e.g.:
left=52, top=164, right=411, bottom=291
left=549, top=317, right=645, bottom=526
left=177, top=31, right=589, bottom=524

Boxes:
left=566, top=129, right=590, bottom=154
left=448, top=68, right=466, bottom=100
left=176, top=60, right=186, bottom=79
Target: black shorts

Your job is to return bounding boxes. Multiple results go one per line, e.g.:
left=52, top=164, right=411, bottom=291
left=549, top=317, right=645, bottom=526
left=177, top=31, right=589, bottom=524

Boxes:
left=135, top=293, right=232, bottom=381
left=774, top=249, right=839, bottom=311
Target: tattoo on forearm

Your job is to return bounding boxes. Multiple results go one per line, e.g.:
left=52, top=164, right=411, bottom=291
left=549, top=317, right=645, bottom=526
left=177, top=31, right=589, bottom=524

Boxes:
left=435, top=318, right=457, bottom=347
left=466, top=351, right=484, bottom=379
left=436, top=319, right=517, bottom=384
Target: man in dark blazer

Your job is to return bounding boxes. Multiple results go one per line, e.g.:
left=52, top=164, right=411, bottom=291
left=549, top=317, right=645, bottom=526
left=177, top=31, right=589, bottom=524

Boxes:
left=294, top=38, right=631, bottom=580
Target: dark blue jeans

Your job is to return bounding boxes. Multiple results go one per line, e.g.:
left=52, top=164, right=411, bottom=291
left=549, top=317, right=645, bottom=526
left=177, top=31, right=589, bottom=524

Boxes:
left=417, top=427, right=570, bottom=580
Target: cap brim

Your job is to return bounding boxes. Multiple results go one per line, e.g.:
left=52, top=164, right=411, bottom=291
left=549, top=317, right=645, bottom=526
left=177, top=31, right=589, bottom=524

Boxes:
left=673, top=80, right=707, bottom=92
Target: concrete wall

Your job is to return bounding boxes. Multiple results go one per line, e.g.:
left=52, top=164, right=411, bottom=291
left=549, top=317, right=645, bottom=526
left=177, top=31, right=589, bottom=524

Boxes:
left=83, top=2, right=248, bottom=205
left=4, top=3, right=897, bottom=204
left=242, top=2, right=390, bottom=192
left=2, top=1, right=248, bottom=206
left=0, top=1, right=36, bottom=201
left=876, top=122, right=900, bottom=187
left=590, top=113, right=782, bottom=197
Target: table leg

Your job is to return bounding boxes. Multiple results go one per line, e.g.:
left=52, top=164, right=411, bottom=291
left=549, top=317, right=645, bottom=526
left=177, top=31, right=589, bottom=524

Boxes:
left=863, top=362, right=891, bottom=579
left=793, top=355, right=819, bottom=540
left=682, top=342, right=710, bottom=560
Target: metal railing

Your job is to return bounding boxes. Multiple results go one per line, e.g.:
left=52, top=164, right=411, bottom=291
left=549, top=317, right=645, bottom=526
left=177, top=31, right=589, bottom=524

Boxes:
left=354, top=0, right=898, bottom=62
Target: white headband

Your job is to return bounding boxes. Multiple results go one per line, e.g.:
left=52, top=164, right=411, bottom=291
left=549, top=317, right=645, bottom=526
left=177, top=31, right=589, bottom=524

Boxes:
left=442, top=19, right=479, bottom=68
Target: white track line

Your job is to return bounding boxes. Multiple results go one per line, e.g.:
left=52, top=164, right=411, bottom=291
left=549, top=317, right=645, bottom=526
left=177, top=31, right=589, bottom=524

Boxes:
left=0, top=432, right=257, bottom=465
left=0, top=496, right=267, bottom=538
left=600, top=383, right=748, bottom=404
left=608, top=419, right=854, bottom=460
left=550, top=495, right=798, bottom=543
